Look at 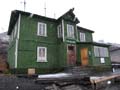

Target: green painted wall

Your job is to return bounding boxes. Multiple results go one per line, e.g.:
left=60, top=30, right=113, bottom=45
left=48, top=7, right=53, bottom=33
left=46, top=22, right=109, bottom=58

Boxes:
left=91, top=46, right=111, bottom=66
left=8, top=41, right=16, bottom=68
left=59, top=43, right=67, bottom=68
left=8, top=12, right=111, bottom=74
left=17, top=15, right=60, bottom=72
left=77, top=29, right=93, bottom=42
left=8, top=19, right=18, bottom=68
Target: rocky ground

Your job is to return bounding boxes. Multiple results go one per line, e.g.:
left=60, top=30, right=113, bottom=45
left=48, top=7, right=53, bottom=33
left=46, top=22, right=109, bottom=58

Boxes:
left=0, top=75, right=119, bottom=90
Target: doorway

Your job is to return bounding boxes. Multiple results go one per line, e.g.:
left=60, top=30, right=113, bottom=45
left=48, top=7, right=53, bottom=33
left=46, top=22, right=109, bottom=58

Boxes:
left=67, top=45, right=76, bottom=66
left=80, top=48, right=89, bottom=66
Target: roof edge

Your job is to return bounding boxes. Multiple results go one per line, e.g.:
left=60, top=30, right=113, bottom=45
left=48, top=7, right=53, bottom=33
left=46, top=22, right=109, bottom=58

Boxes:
left=77, top=26, right=94, bottom=33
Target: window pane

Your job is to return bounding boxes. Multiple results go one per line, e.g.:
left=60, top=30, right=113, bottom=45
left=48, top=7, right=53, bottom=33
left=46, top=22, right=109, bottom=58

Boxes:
left=57, top=24, right=62, bottom=38
left=94, top=46, right=99, bottom=57
left=99, top=47, right=104, bottom=57
left=38, top=22, right=46, bottom=36
left=80, top=32, right=86, bottom=42
left=104, top=48, right=109, bottom=57
left=39, top=48, right=45, bottom=57
left=37, top=47, right=47, bottom=62
left=67, top=24, right=74, bottom=38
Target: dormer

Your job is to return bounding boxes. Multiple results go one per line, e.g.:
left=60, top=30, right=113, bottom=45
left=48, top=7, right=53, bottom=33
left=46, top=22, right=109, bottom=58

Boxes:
left=57, top=8, right=80, bottom=42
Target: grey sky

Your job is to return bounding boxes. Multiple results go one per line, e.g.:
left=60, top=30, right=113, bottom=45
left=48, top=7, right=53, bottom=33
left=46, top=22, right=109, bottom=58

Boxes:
left=0, top=0, right=120, bottom=43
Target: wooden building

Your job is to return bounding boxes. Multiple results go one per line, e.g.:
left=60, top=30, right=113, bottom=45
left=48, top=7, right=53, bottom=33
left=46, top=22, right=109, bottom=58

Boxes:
left=109, top=44, right=120, bottom=64
left=7, top=8, right=111, bottom=74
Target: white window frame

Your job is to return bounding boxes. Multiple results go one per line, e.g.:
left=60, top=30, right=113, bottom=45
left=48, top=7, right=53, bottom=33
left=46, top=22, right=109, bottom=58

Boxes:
left=57, top=24, right=62, bottom=38
left=37, top=47, right=47, bottom=62
left=80, top=32, right=86, bottom=42
left=67, top=24, right=74, bottom=38
left=37, top=22, right=47, bottom=36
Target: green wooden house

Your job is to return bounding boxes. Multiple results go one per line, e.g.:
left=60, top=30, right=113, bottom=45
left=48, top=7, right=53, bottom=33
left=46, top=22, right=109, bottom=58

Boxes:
left=7, top=8, right=111, bottom=74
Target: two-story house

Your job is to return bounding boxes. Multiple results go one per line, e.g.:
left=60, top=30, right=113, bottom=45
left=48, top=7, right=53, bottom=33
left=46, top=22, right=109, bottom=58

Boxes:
left=7, top=8, right=111, bottom=74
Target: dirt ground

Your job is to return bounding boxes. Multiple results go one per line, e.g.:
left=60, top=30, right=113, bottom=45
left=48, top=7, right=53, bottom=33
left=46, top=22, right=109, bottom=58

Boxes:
left=0, top=75, right=119, bottom=90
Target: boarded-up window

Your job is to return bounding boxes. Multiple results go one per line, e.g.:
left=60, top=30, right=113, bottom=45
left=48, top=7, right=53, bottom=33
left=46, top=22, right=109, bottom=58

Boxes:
left=37, top=47, right=47, bottom=62
left=67, top=24, right=74, bottom=38
left=94, top=46, right=109, bottom=57
left=80, top=32, right=86, bottom=42
left=57, top=24, right=62, bottom=38
left=37, top=22, right=47, bottom=36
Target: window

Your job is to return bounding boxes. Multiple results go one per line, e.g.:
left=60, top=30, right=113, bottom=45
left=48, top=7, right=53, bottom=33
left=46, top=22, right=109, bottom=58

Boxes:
left=94, top=46, right=99, bottom=57
left=37, top=47, right=47, bottom=62
left=94, top=46, right=109, bottom=57
left=57, top=24, right=62, bottom=38
left=37, top=22, right=47, bottom=36
left=80, top=32, right=86, bottom=42
left=67, top=24, right=74, bottom=38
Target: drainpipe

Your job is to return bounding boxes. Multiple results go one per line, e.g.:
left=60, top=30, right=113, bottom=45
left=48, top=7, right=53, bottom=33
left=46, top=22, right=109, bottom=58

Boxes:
left=15, top=14, right=21, bottom=68
left=62, top=19, right=65, bottom=42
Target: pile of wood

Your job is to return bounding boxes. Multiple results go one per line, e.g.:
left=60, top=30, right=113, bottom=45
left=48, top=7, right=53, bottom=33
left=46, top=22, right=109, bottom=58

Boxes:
left=0, top=56, right=9, bottom=73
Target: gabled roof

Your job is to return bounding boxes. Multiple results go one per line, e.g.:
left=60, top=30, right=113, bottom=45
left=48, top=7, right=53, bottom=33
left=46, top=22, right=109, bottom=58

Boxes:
left=77, top=26, right=94, bottom=33
left=8, top=10, right=56, bottom=35
left=8, top=8, right=80, bottom=35
left=58, top=8, right=80, bottom=24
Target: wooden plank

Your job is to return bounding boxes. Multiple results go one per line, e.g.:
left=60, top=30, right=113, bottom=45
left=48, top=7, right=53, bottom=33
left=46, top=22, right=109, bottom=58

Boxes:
left=90, top=74, right=120, bottom=84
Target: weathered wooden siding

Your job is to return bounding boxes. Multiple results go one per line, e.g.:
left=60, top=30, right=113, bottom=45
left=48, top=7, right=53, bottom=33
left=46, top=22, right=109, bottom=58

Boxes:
left=59, top=43, right=67, bottom=68
left=8, top=10, right=112, bottom=74
left=8, top=20, right=18, bottom=68
left=17, top=15, right=60, bottom=71
left=8, top=42, right=16, bottom=68
left=77, top=29, right=93, bottom=42
left=92, top=57, right=111, bottom=66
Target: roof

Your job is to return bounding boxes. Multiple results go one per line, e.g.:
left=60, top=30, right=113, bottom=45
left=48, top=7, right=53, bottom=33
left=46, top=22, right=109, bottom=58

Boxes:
left=110, top=47, right=120, bottom=52
left=77, top=42, right=110, bottom=47
left=77, top=26, right=94, bottom=33
left=7, top=9, right=88, bottom=35
left=58, top=8, right=80, bottom=24
left=8, top=10, right=56, bottom=35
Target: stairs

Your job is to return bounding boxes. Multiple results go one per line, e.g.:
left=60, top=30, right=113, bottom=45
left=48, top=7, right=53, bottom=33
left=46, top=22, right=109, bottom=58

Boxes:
left=64, top=66, right=94, bottom=76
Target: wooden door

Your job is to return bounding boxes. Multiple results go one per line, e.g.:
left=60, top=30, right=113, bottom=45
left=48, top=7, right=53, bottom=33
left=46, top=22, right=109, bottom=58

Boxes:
left=67, top=45, right=76, bottom=66
left=81, top=48, right=88, bottom=66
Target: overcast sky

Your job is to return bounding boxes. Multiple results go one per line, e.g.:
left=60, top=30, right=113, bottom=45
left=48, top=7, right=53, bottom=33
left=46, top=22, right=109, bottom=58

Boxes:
left=0, top=0, right=120, bottom=43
